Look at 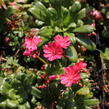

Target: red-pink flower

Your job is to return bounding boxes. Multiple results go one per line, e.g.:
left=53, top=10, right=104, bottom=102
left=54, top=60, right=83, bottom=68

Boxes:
left=9, top=2, right=19, bottom=10
left=60, top=61, right=87, bottom=87
left=54, top=35, right=71, bottom=49
left=43, top=42, right=63, bottom=61
left=23, top=49, right=32, bottom=56
left=90, top=10, right=104, bottom=21
left=24, top=36, right=42, bottom=51
left=49, top=75, right=57, bottom=80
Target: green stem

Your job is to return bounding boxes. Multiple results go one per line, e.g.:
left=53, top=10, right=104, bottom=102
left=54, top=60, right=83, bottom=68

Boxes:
left=35, top=55, right=48, bottom=64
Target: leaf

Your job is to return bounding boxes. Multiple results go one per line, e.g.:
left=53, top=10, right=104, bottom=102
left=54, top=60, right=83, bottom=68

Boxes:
left=80, top=73, right=89, bottom=79
left=68, top=22, right=77, bottom=28
left=18, top=105, right=26, bottom=109
left=54, top=26, right=63, bottom=32
left=47, top=7, right=58, bottom=19
left=77, top=20, right=84, bottom=26
left=47, top=7, right=58, bottom=26
left=24, top=102, right=30, bottom=109
left=65, top=46, right=78, bottom=62
left=77, top=8, right=86, bottom=19
left=0, top=101, right=6, bottom=108
left=6, top=99, right=19, bottom=108
left=31, top=96, right=37, bottom=104
left=69, top=1, right=81, bottom=13
left=76, top=36, right=96, bottom=51
left=61, top=6, right=71, bottom=27
left=76, top=87, right=90, bottom=95
left=31, top=87, right=41, bottom=99
left=0, top=80, right=10, bottom=94
left=35, top=20, right=44, bottom=26
left=84, top=99, right=99, bottom=106
left=100, top=48, right=109, bottom=60
left=84, top=93, right=93, bottom=99
left=28, top=1, right=47, bottom=21
left=38, top=26, right=54, bottom=36
left=106, top=11, right=109, bottom=19
left=73, top=25, right=95, bottom=33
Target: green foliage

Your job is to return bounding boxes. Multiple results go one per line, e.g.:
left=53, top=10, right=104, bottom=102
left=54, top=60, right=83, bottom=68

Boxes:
left=76, top=36, right=96, bottom=51
left=100, top=48, right=109, bottom=60
left=0, top=70, right=38, bottom=109
left=1, top=57, right=19, bottom=69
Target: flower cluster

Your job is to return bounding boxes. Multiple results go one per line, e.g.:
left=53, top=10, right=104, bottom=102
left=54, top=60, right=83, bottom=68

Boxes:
left=43, top=35, right=71, bottom=61
left=23, top=34, right=87, bottom=87
left=23, top=36, right=42, bottom=58
left=60, top=61, right=87, bottom=87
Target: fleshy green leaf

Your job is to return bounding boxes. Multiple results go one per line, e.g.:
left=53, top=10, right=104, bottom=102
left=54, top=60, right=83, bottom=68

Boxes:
left=76, top=36, right=96, bottom=51
left=28, top=1, right=47, bottom=21
left=73, top=25, right=95, bottom=33
left=24, top=102, right=30, bottom=109
left=18, top=105, right=26, bottom=109
left=38, top=26, right=54, bottom=36
left=84, top=99, right=99, bottom=106
left=6, top=99, right=19, bottom=108
left=76, top=87, right=90, bottom=95
left=31, top=87, right=41, bottom=99
left=47, top=7, right=58, bottom=19
left=61, top=6, right=71, bottom=27
left=0, top=101, right=6, bottom=108
left=77, top=8, right=86, bottom=19
left=65, top=46, right=78, bottom=62
left=100, top=48, right=109, bottom=60
left=69, top=1, right=81, bottom=13
left=35, top=20, right=44, bottom=26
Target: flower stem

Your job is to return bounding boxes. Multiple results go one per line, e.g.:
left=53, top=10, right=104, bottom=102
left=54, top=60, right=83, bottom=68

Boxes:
left=35, top=55, right=48, bottom=64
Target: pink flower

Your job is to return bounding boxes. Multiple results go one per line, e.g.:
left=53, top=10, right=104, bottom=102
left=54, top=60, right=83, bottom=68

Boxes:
left=43, top=42, right=63, bottom=61
left=23, top=36, right=42, bottom=51
left=90, top=10, right=104, bottom=21
left=75, top=61, right=87, bottom=71
left=9, top=2, right=19, bottom=10
left=23, top=49, right=32, bottom=56
left=9, top=2, right=16, bottom=6
left=49, top=75, right=57, bottom=80
left=60, top=61, right=87, bottom=87
left=54, top=35, right=71, bottom=49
